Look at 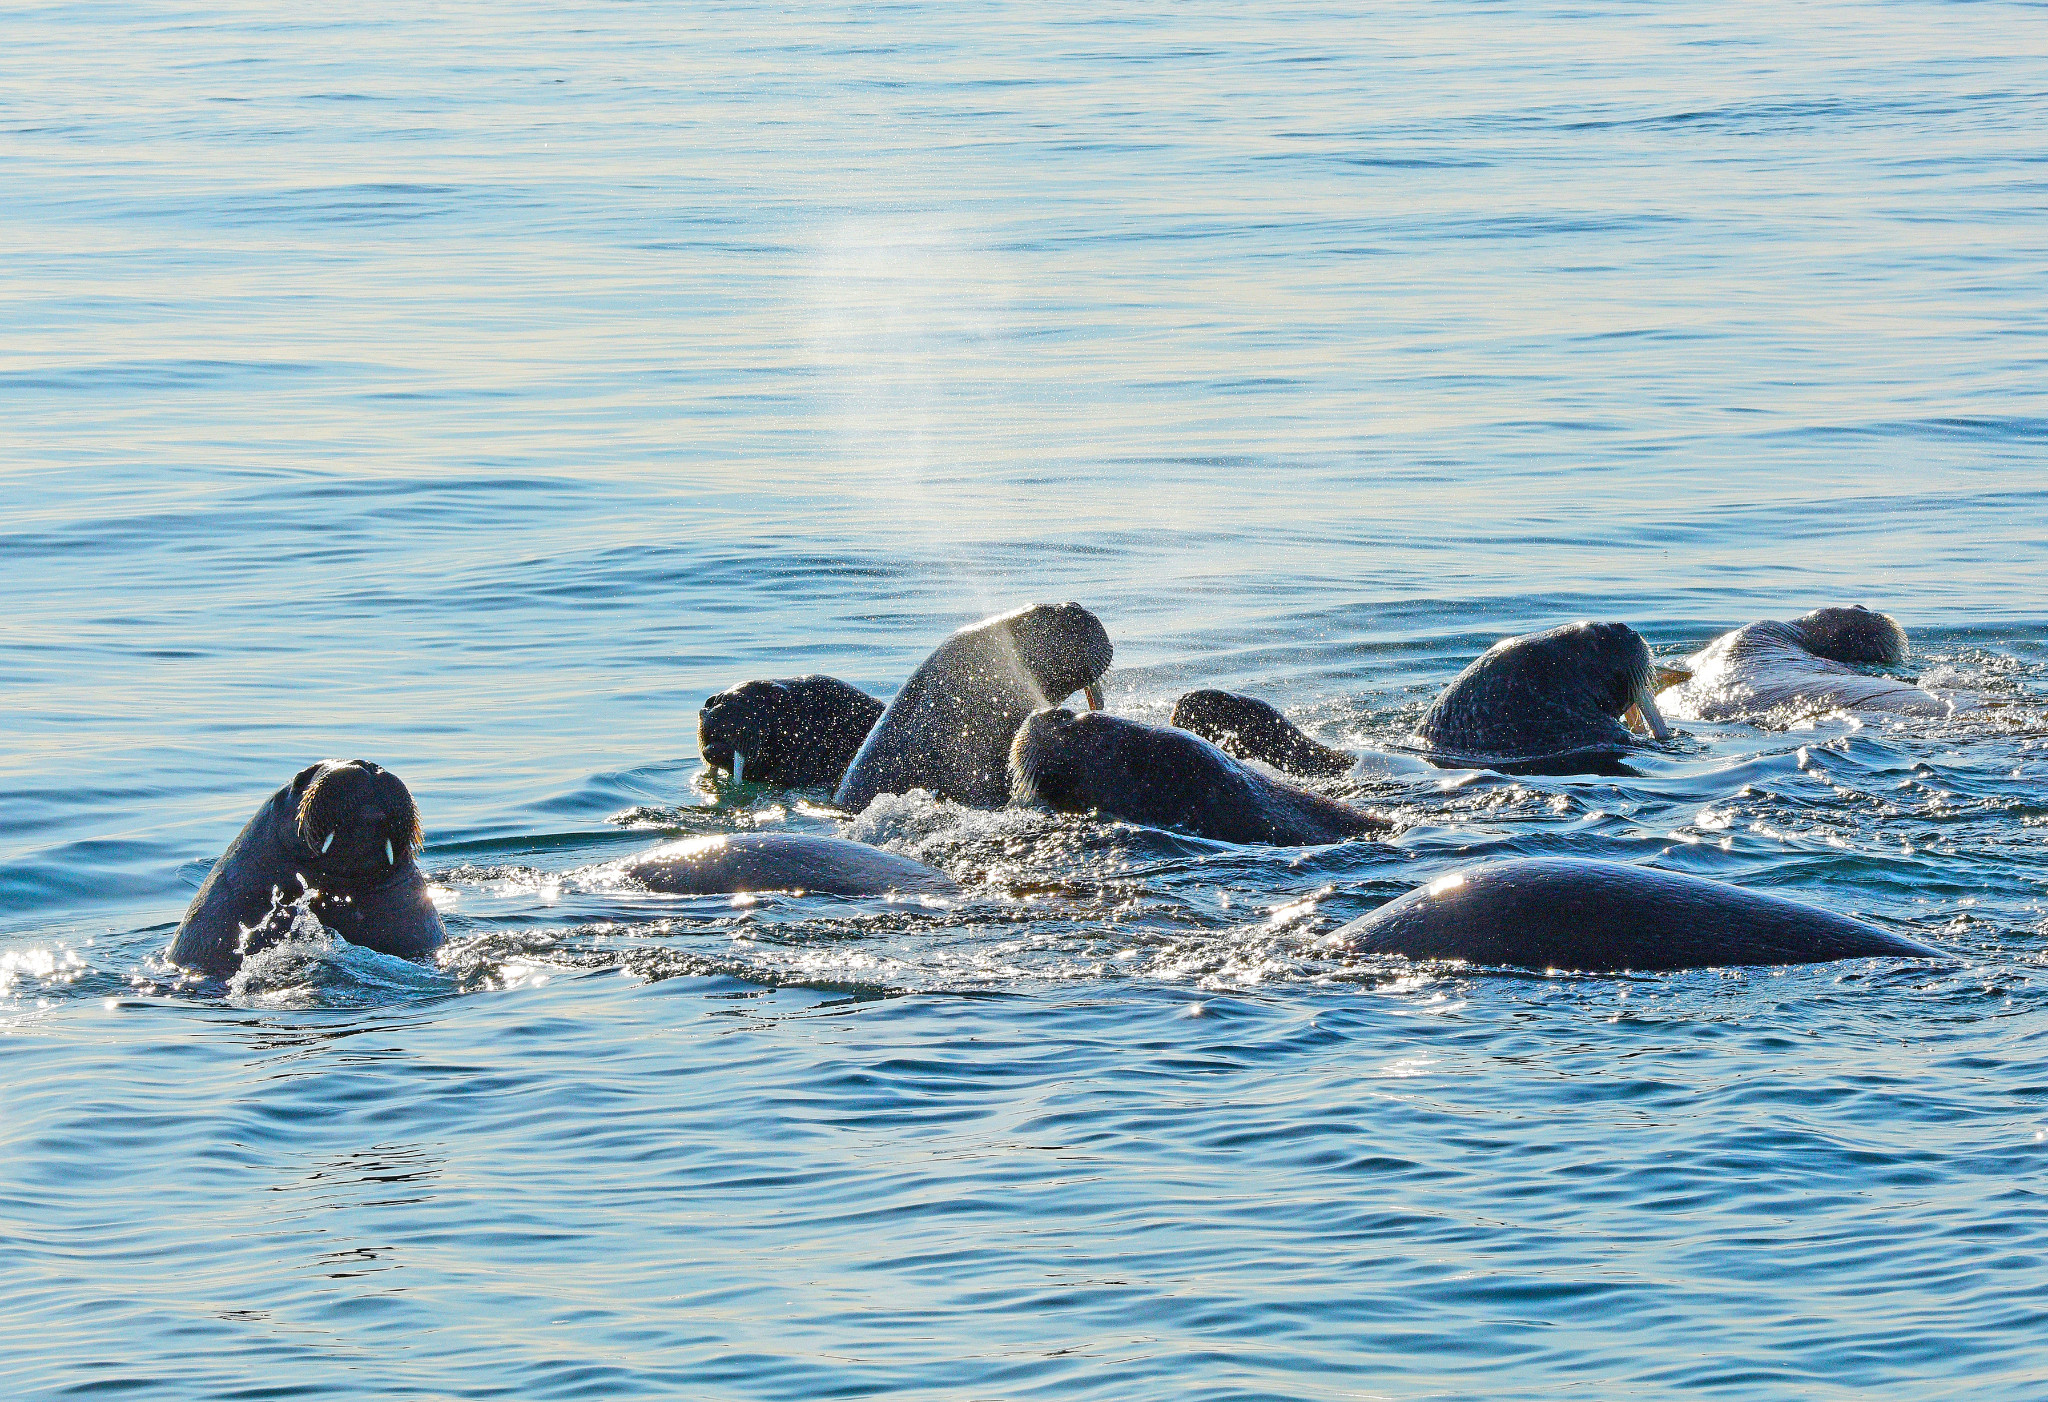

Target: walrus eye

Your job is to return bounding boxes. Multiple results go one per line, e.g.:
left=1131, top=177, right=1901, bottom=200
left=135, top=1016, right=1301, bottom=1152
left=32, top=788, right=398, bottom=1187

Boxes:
left=321, top=831, right=335, bottom=854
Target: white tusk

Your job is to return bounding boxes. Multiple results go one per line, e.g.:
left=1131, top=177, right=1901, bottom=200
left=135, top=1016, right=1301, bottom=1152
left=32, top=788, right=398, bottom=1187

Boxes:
left=321, top=832, right=335, bottom=853
left=1083, top=684, right=1103, bottom=711
left=385, top=839, right=395, bottom=865
left=732, top=752, right=745, bottom=784
left=1634, top=682, right=1672, bottom=740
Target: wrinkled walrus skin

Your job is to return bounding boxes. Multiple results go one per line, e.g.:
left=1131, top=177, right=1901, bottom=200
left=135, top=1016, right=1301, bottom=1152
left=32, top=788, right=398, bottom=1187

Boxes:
left=1413, top=620, right=1671, bottom=773
left=1011, top=708, right=1389, bottom=846
left=1170, top=689, right=1354, bottom=778
left=1337, top=857, right=1944, bottom=972
left=168, top=760, right=444, bottom=978
left=698, top=675, right=885, bottom=789
left=1659, top=606, right=1955, bottom=724
left=624, top=833, right=956, bottom=897
left=835, top=602, right=1114, bottom=813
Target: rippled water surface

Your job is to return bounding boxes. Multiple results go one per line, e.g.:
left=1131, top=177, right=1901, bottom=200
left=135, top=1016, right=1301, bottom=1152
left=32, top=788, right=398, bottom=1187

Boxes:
left=5, top=2, right=2047, bottom=1396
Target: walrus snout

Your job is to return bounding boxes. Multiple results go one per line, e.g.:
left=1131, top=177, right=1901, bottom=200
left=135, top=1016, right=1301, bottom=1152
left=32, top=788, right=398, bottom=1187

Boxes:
left=697, top=680, right=783, bottom=777
left=295, top=759, right=423, bottom=873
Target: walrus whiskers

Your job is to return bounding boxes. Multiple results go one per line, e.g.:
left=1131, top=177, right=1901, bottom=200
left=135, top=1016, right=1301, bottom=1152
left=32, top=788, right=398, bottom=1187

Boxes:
left=1626, top=679, right=1672, bottom=740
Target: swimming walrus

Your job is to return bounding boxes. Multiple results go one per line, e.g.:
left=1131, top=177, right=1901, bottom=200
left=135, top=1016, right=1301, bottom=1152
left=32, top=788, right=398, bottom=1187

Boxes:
left=1336, top=857, right=1945, bottom=972
left=167, top=760, right=444, bottom=977
left=623, top=833, right=956, bottom=897
left=835, top=602, right=1114, bottom=813
left=1170, top=689, right=1354, bottom=778
left=1412, top=620, right=1671, bottom=773
left=1658, top=606, right=1958, bottom=724
left=1010, top=707, right=1390, bottom=845
left=698, top=675, right=885, bottom=789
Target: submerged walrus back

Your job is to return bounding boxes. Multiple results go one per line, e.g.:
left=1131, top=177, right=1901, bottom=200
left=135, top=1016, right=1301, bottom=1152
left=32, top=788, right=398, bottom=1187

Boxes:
left=1340, top=857, right=1944, bottom=972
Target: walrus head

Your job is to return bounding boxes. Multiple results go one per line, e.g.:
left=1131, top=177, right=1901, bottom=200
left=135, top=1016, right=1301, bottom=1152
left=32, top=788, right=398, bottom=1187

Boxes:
left=1787, top=606, right=1907, bottom=666
left=1418, top=620, right=1671, bottom=759
left=983, top=602, right=1114, bottom=710
left=1009, top=706, right=1183, bottom=811
left=1561, top=621, right=1670, bottom=737
left=1008, top=706, right=1100, bottom=810
left=1170, top=689, right=1354, bottom=778
left=290, top=759, right=423, bottom=877
left=697, top=676, right=884, bottom=786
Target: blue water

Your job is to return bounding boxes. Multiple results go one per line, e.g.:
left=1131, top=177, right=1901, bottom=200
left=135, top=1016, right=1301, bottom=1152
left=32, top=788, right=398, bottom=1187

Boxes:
left=5, top=1, right=2048, bottom=1395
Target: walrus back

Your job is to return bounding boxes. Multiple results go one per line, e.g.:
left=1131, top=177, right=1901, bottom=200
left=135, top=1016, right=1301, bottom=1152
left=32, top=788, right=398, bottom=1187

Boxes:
left=1341, top=858, right=1945, bottom=971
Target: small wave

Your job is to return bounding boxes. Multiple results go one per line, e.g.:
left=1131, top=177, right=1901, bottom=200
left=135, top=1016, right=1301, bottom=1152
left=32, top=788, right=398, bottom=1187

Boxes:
left=225, top=900, right=451, bottom=1009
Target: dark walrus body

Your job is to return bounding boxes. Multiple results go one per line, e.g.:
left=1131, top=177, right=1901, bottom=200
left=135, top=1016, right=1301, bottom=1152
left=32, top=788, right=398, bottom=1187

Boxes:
left=168, top=760, right=444, bottom=978
left=1413, top=620, right=1671, bottom=773
left=1170, top=689, right=1354, bottom=778
left=698, top=675, right=885, bottom=789
left=1337, top=857, right=1945, bottom=972
left=1010, top=708, right=1389, bottom=846
left=624, top=833, right=956, bottom=897
left=1660, top=606, right=1954, bottom=723
left=836, top=602, right=1114, bottom=813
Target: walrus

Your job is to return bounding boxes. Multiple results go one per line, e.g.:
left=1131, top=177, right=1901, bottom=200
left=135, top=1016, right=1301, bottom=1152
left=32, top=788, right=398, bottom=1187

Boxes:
left=1010, top=708, right=1391, bottom=845
left=698, top=675, right=884, bottom=789
left=1412, top=620, right=1671, bottom=772
left=835, top=602, right=1114, bottom=813
left=1336, top=857, right=1945, bottom=972
left=624, top=833, right=957, bottom=896
left=1170, top=689, right=1354, bottom=778
left=167, top=760, right=444, bottom=977
left=1658, top=606, right=1956, bottom=723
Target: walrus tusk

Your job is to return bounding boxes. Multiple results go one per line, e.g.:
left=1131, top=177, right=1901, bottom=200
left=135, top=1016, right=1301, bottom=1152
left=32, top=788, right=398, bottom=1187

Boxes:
left=321, top=832, right=335, bottom=854
left=385, top=839, right=395, bottom=866
left=1654, top=664, right=1692, bottom=693
left=1628, top=681, right=1672, bottom=740
left=1083, top=684, right=1103, bottom=710
left=732, top=752, right=745, bottom=784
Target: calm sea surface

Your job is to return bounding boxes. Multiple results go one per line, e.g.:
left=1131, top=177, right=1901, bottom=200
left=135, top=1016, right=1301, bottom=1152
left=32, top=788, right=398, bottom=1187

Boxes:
left=5, top=2, right=2047, bottom=1396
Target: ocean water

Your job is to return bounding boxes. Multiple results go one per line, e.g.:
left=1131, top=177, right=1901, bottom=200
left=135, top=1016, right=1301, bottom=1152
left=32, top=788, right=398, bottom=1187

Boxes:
left=5, top=1, right=2047, bottom=1396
